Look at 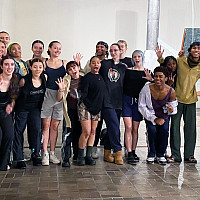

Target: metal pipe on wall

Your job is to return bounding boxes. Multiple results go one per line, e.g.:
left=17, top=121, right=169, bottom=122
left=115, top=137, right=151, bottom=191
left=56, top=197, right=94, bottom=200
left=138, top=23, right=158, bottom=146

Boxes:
left=146, top=0, right=160, bottom=50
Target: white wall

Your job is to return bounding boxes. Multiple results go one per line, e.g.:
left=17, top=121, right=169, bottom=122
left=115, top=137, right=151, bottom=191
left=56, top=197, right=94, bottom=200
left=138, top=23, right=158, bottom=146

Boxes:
left=0, top=0, right=200, bottom=66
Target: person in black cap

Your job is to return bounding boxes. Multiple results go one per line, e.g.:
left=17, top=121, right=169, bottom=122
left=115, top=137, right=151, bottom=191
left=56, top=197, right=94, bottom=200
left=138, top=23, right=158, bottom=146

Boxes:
left=81, top=41, right=109, bottom=75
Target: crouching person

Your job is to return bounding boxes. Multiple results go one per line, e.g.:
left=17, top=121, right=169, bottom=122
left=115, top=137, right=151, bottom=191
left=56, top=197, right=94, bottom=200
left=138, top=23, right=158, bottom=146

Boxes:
left=138, top=66, right=177, bottom=164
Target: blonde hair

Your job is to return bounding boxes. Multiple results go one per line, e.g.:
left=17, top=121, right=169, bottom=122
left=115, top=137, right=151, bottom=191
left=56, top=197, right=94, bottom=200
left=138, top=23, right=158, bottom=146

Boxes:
left=117, top=40, right=127, bottom=48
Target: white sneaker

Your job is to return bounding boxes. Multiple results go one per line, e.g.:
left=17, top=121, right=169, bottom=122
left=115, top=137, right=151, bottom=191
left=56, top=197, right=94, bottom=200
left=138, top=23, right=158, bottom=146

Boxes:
left=146, top=157, right=155, bottom=164
left=42, top=152, right=49, bottom=166
left=50, top=151, right=61, bottom=164
left=157, top=157, right=167, bottom=165
left=92, top=147, right=99, bottom=159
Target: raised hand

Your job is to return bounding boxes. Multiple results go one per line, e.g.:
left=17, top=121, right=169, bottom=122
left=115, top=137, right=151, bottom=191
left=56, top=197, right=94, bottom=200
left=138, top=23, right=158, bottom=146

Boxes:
left=178, top=47, right=185, bottom=57
left=142, top=68, right=153, bottom=81
left=168, top=73, right=176, bottom=86
left=55, top=77, right=67, bottom=92
left=155, top=45, right=164, bottom=59
left=73, top=53, right=83, bottom=66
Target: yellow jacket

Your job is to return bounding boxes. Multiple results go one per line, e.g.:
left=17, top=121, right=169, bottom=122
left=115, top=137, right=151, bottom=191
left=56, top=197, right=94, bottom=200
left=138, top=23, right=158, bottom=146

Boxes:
left=158, top=56, right=200, bottom=104
left=176, top=56, right=200, bottom=104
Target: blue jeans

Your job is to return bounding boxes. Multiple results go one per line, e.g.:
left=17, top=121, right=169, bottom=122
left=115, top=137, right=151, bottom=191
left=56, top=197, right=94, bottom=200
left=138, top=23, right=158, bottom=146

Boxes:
left=146, top=118, right=169, bottom=157
left=102, top=108, right=122, bottom=153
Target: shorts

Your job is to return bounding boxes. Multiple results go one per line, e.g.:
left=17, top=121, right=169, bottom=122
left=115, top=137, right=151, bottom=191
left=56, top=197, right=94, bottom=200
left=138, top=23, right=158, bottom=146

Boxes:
left=78, top=102, right=100, bottom=121
left=41, top=88, right=63, bottom=120
left=122, top=95, right=142, bottom=122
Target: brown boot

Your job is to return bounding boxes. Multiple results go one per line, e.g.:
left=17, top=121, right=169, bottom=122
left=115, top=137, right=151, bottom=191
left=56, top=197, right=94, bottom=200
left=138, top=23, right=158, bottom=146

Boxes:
left=104, top=150, right=114, bottom=163
left=114, top=151, right=123, bottom=165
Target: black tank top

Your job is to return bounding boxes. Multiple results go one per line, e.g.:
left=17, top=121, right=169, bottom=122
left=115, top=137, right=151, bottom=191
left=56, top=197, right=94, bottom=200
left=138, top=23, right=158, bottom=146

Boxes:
left=45, top=60, right=66, bottom=90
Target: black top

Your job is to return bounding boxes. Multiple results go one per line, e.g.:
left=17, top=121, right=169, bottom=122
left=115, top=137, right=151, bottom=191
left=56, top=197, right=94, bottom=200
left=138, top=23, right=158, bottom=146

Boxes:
left=0, top=91, right=11, bottom=116
left=67, top=77, right=82, bottom=110
left=80, top=72, right=106, bottom=115
left=123, top=69, right=149, bottom=99
left=99, top=59, right=127, bottom=110
left=120, top=57, right=133, bottom=68
left=45, top=60, right=66, bottom=90
left=15, top=73, right=46, bottom=112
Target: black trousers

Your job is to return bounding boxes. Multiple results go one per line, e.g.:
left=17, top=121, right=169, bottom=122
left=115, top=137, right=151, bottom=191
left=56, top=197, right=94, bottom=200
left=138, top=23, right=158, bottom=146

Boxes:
left=0, top=111, right=14, bottom=171
left=62, top=108, right=81, bottom=162
left=13, top=109, right=42, bottom=161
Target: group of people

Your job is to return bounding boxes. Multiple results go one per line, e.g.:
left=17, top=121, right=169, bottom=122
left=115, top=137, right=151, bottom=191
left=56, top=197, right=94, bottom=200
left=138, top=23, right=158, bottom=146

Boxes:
left=0, top=30, right=199, bottom=171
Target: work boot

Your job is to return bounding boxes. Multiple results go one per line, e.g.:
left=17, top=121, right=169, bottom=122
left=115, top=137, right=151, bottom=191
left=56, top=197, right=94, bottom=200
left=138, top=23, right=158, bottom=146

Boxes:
left=114, top=150, right=123, bottom=165
left=85, top=146, right=96, bottom=165
left=77, top=148, right=85, bottom=166
left=104, top=149, right=114, bottom=163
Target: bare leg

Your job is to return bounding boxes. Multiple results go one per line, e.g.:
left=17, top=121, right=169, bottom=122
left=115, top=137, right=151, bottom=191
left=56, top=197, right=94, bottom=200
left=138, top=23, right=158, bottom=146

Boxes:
left=87, top=120, right=98, bottom=146
left=123, top=117, right=133, bottom=152
left=132, top=121, right=140, bottom=150
left=79, top=120, right=91, bottom=149
left=42, top=118, right=51, bottom=152
left=49, top=119, right=60, bottom=151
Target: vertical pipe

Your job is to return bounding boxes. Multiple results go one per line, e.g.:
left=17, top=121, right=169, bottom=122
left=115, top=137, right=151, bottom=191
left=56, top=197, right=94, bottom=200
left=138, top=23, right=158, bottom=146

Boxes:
left=146, top=0, right=160, bottom=50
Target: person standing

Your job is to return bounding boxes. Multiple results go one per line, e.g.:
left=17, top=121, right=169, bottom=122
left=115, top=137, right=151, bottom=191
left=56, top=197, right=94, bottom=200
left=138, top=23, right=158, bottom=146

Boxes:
left=170, top=42, right=200, bottom=163
left=0, top=56, right=19, bottom=171
left=117, top=40, right=133, bottom=68
left=13, top=58, right=46, bottom=168
left=99, top=43, right=127, bottom=165
left=41, top=41, right=67, bottom=166
left=122, top=50, right=153, bottom=164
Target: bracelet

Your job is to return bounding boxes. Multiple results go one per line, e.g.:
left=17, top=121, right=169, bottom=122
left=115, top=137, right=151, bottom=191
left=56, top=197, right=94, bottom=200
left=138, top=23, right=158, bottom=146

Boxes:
left=58, top=90, right=64, bottom=92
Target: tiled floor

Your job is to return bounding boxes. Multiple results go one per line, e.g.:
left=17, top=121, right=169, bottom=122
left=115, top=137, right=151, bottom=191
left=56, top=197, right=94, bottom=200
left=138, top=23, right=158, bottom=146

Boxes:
left=1, top=111, right=200, bottom=200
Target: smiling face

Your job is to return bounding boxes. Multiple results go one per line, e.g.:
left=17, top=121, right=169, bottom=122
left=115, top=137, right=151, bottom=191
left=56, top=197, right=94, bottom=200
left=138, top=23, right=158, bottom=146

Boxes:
left=30, top=61, right=44, bottom=78
left=1, top=58, right=15, bottom=76
left=0, top=32, right=10, bottom=47
left=154, top=72, right=167, bottom=86
left=90, top=57, right=101, bottom=74
left=110, top=45, right=120, bottom=61
left=189, top=45, right=200, bottom=60
left=0, top=41, right=5, bottom=58
left=48, top=42, right=62, bottom=58
left=32, top=43, right=44, bottom=58
left=96, top=44, right=107, bottom=57
left=10, top=43, right=21, bottom=59
left=132, top=53, right=142, bottom=67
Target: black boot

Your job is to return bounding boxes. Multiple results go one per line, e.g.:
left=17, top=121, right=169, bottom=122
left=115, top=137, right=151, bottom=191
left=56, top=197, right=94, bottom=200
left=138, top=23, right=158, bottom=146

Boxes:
left=77, top=148, right=85, bottom=166
left=85, top=146, right=96, bottom=165
left=127, top=152, right=136, bottom=164
left=132, top=150, right=140, bottom=162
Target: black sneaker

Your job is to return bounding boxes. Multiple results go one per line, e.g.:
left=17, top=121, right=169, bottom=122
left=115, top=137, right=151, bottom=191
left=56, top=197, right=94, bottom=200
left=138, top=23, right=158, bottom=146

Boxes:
left=62, top=161, right=70, bottom=167
left=85, top=157, right=96, bottom=165
left=16, top=161, right=26, bottom=169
